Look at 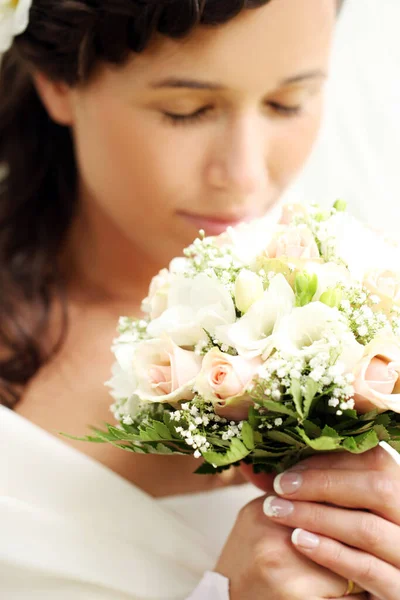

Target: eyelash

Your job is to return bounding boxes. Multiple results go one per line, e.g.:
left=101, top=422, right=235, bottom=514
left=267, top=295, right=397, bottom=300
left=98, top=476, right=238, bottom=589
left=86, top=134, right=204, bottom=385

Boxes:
left=163, top=102, right=303, bottom=126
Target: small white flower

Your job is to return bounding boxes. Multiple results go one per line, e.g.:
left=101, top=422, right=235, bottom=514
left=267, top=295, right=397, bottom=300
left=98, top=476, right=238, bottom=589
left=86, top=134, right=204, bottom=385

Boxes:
left=0, top=0, right=32, bottom=53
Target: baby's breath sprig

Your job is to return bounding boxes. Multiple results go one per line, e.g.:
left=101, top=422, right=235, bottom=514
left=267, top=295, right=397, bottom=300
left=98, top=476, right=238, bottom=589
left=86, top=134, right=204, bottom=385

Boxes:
left=340, top=285, right=390, bottom=344
left=116, top=316, right=150, bottom=342
left=183, top=233, right=242, bottom=293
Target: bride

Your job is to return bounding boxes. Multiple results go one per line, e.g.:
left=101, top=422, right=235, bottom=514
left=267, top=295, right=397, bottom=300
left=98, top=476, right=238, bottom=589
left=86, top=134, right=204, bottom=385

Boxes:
left=1, top=0, right=399, bottom=598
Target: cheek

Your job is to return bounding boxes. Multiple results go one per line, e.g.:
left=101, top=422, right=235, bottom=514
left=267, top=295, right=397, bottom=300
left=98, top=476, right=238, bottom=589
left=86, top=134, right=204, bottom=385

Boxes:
left=73, top=101, right=201, bottom=227
left=269, top=99, right=324, bottom=188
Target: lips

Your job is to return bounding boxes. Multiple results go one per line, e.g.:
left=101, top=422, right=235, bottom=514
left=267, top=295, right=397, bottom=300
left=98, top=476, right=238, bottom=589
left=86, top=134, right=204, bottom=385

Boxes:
left=178, top=211, right=257, bottom=236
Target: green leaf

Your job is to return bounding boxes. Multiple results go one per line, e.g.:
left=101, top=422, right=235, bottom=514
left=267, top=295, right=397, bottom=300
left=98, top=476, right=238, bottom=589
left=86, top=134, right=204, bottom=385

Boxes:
left=290, top=379, right=304, bottom=418
left=251, top=449, right=288, bottom=459
left=342, top=430, right=379, bottom=454
left=296, top=427, right=343, bottom=451
left=320, top=287, right=343, bottom=309
left=241, top=421, right=255, bottom=450
left=303, top=380, right=320, bottom=418
left=373, top=424, right=391, bottom=442
left=342, top=437, right=357, bottom=452
left=153, top=421, right=172, bottom=439
left=203, top=438, right=251, bottom=467
left=267, top=430, right=304, bottom=448
left=248, top=406, right=258, bottom=428
left=155, top=443, right=175, bottom=454
left=260, top=400, right=298, bottom=419
left=375, top=413, right=392, bottom=427
left=321, top=425, right=340, bottom=438
left=386, top=441, right=400, bottom=453
left=303, top=420, right=322, bottom=437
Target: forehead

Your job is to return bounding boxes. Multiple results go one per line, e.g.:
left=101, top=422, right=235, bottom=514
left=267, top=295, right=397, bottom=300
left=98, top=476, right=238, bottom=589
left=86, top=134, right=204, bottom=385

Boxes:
left=118, top=0, right=336, bottom=90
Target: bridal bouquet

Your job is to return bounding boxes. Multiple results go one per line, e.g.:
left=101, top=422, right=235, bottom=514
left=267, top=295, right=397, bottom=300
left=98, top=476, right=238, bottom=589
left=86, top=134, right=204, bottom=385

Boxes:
left=79, top=201, right=400, bottom=474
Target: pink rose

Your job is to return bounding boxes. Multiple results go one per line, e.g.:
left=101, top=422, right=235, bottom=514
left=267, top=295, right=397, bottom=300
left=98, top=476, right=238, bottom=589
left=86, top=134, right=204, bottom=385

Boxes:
left=134, top=337, right=202, bottom=404
left=363, top=269, right=400, bottom=315
left=195, top=348, right=262, bottom=421
left=266, top=225, right=320, bottom=260
left=141, top=269, right=170, bottom=320
left=279, top=203, right=308, bottom=226
left=353, top=336, right=400, bottom=414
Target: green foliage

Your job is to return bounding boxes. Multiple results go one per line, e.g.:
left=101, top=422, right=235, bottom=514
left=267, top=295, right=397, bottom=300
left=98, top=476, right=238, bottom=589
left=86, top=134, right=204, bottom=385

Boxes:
left=320, top=287, right=343, bottom=309
left=66, top=395, right=400, bottom=477
left=333, top=199, right=348, bottom=212
left=295, top=272, right=318, bottom=307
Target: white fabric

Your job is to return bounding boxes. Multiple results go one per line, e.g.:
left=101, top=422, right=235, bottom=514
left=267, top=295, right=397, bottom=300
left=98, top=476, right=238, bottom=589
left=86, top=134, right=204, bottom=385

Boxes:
left=0, top=406, right=261, bottom=599
left=283, top=0, right=400, bottom=234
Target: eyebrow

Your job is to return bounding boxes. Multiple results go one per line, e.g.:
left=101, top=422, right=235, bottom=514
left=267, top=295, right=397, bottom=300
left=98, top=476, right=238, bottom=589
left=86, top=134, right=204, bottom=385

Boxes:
left=149, top=70, right=327, bottom=91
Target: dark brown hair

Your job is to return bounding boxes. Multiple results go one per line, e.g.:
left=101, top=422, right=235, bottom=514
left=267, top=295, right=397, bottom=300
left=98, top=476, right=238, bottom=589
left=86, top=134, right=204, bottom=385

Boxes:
left=0, top=0, right=344, bottom=407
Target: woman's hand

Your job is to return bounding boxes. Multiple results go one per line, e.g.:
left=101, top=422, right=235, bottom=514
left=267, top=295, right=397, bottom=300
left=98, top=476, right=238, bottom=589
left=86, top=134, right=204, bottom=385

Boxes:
left=260, top=444, right=400, bottom=600
left=215, top=486, right=368, bottom=600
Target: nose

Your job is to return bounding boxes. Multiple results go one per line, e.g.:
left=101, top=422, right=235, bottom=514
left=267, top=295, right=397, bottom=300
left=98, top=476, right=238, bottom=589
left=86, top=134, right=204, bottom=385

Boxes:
left=205, top=114, right=269, bottom=198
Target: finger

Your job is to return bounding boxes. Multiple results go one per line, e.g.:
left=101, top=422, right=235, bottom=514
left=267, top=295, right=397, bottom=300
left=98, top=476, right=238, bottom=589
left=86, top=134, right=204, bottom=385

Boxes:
left=292, top=443, right=400, bottom=473
left=292, top=529, right=400, bottom=600
left=239, top=463, right=275, bottom=492
left=251, top=495, right=364, bottom=599
left=263, top=497, right=400, bottom=568
left=273, top=468, right=400, bottom=523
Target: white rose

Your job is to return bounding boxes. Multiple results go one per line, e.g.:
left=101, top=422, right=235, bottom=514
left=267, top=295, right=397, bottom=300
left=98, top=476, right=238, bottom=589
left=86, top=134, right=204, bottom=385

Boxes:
left=217, top=274, right=295, bottom=358
left=234, top=269, right=264, bottom=313
left=147, top=273, right=236, bottom=347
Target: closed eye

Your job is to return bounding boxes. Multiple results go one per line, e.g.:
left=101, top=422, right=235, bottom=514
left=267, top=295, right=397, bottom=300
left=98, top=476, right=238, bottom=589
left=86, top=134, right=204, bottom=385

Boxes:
left=267, top=101, right=303, bottom=116
left=163, top=106, right=212, bottom=125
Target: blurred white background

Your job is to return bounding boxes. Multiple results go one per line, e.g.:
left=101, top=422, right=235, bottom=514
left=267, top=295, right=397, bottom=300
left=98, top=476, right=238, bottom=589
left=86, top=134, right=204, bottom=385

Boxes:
left=284, top=0, right=400, bottom=233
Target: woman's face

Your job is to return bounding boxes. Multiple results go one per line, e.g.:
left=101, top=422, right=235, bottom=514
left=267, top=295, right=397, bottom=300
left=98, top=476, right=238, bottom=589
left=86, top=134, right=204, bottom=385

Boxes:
left=51, top=0, right=337, bottom=268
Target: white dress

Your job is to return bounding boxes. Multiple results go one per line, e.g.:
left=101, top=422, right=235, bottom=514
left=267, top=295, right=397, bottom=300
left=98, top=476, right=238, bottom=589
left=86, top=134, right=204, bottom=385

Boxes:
left=0, top=406, right=261, bottom=599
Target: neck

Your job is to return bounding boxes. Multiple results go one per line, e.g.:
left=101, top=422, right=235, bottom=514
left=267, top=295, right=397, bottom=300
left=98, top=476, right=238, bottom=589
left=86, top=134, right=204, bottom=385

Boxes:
left=61, top=190, right=164, bottom=307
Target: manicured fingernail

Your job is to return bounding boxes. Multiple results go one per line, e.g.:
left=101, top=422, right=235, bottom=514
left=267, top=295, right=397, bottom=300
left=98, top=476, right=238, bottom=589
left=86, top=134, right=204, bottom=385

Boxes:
left=263, top=496, right=294, bottom=518
left=292, top=529, right=320, bottom=549
left=379, top=441, right=400, bottom=467
left=274, top=471, right=303, bottom=495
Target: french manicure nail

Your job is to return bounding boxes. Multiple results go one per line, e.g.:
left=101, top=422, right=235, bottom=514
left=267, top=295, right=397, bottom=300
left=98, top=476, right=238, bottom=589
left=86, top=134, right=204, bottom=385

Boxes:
left=274, top=471, right=303, bottom=495
left=379, top=441, right=400, bottom=467
left=263, top=496, right=294, bottom=518
left=292, top=529, right=320, bottom=549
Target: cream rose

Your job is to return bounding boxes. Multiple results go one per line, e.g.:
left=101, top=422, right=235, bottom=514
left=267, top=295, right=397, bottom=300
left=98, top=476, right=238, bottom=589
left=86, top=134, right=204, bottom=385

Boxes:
left=195, top=348, right=262, bottom=421
left=266, top=225, right=320, bottom=260
left=363, top=269, right=400, bottom=315
left=353, top=336, right=400, bottom=414
left=134, top=337, right=202, bottom=404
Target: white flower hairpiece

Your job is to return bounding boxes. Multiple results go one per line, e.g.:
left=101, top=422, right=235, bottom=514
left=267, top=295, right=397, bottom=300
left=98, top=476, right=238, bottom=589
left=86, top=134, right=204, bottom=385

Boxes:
left=0, top=0, right=32, bottom=53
